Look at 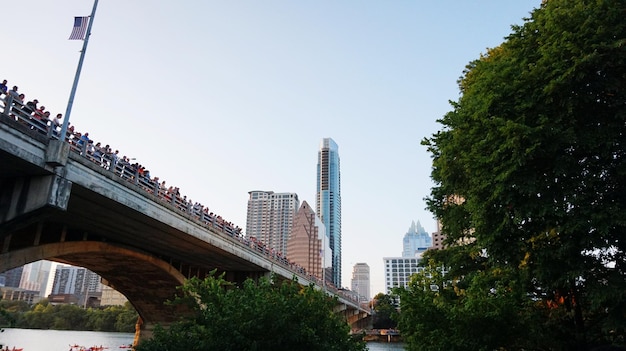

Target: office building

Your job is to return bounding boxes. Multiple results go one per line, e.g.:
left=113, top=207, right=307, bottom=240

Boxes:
left=0, top=287, right=39, bottom=304
left=384, top=220, right=435, bottom=293
left=402, top=221, right=433, bottom=258
left=246, top=190, right=300, bottom=254
left=19, top=260, right=52, bottom=302
left=431, top=220, right=445, bottom=250
left=286, top=201, right=331, bottom=279
left=0, top=266, right=23, bottom=288
left=316, top=138, right=342, bottom=287
left=50, top=265, right=103, bottom=306
left=383, top=257, right=424, bottom=294
left=101, top=285, right=129, bottom=306
left=350, top=263, right=370, bottom=302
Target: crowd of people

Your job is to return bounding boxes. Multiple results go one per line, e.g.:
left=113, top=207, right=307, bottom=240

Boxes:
left=0, top=80, right=63, bottom=137
left=0, top=80, right=359, bottom=305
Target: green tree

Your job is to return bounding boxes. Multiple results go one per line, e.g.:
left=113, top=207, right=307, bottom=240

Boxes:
left=20, top=302, right=55, bottom=329
left=371, top=293, right=397, bottom=330
left=416, top=0, right=626, bottom=349
left=114, top=303, right=140, bottom=333
left=87, top=306, right=121, bottom=331
left=53, top=304, right=88, bottom=330
left=136, top=272, right=366, bottom=351
left=395, top=256, right=545, bottom=350
left=0, top=298, right=17, bottom=350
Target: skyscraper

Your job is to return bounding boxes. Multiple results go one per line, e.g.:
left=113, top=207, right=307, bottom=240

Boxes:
left=0, top=266, right=24, bottom=288
left=402, top=221, right=433, bottom=258
left=246, top=190, right=300, bottom=255
left=350, top=263, right=370, bottom=302
left=19, top=260, right=52, bottom=301
left=316, top=138, right=342, bottom=287
left=50, top=265, right=103, bottom=306
left=286, top=201, right=331, bottom=279
left=384, top=220, right=435, bottom=293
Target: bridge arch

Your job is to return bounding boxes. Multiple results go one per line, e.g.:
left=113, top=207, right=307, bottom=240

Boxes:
left=0, top=241, right=187, bottom=341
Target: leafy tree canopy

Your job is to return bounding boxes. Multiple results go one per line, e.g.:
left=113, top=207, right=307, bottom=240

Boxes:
left=411, top=0, right=626, bottom=349
left=371, top=293, right=398, bottom=330
left=136, top=272, right=366, bottom=351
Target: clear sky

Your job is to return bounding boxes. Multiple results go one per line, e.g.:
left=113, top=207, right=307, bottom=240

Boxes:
left=3, top=0, right=541, bottom=296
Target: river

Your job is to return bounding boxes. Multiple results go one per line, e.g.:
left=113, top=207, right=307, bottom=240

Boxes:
left=0, top=328, right=404, bottom=350
left=1, top=328, right=134, bottom=351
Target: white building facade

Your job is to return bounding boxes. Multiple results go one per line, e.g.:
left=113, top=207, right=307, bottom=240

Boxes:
left=246, top=190, right=300, bottom=255
left=383, top=257, right=424, bottom=294
left=350, top=262, right=371, bottom=302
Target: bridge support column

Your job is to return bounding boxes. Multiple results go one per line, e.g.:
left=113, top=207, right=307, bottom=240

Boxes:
left=0, top=174, right=72, bottom=224
left=46, top=139, right=70, bottom=167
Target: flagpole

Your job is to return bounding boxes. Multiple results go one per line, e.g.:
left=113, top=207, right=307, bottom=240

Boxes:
left=59, top=0, right=99, bottom=141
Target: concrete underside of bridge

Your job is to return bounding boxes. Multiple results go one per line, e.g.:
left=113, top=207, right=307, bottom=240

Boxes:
left=0, top=178, right=269, bottom=343
left=1, top=240, right=184, bottom=319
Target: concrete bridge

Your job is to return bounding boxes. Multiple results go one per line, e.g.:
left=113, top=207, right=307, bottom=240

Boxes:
left=0, top=92, right=370, bottom=341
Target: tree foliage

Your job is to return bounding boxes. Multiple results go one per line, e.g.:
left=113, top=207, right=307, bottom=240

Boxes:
left=371, top=293, right=398, bottom=330
left=136, top=272, right=366, bottom=351
left=5, top=299, right=137, bottom=333
left=408, top=0, right=626, bottom=349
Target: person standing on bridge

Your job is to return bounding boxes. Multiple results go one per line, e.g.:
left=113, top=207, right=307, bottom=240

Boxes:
left=8, top=86, right=19, bottom=100
left=78, top=132, right=91, bottom=154
left=23, top=98, right=38, bottom=115
left=51, top=113, right=62, bottom=136
left=0, top=79, right=8, bottom=93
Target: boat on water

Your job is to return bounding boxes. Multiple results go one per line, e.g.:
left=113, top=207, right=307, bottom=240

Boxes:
left=69, top=345, right=109, bottom=351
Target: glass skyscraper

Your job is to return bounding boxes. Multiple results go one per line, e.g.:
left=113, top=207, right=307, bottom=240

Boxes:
left=402, top=221, right=433, bottom=258
left=316, top=138, right=342, bottom=287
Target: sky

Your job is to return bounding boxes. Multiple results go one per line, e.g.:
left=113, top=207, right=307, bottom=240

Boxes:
left=3, top=0, right=541, bottom=296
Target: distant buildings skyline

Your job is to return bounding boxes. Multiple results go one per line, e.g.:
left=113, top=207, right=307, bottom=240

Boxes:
left=316, top=138, right=342, bottom=287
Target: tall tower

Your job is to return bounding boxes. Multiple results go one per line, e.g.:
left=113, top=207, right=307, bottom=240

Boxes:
left=402, top=221, right=433, bottom=258
left=286, top=201, right=330, bottom=279
left=350, top=263, right=370, bottom=302
left=246, top=190, right=300, bottom=255
left=19, top=260, right=52, bottom=300
left=316, top=138, right=342, bottom=287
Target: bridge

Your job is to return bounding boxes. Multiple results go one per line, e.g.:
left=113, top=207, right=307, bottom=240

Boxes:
left=0, top=90, right=370, bottom=341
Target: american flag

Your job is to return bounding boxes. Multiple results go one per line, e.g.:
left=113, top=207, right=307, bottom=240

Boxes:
left=69, top=16, right=89, bottom=40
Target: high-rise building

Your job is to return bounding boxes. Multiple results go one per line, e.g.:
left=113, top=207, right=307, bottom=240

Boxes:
left=383, top=257, right=424, bottom=294
left=19, top=260, right=52, bottom=302
left=286, top=201, right=331, bottom=279
left=316, top=138, right=342, bottom=287
left=0, top=266, right=24, bottom=288
left=384, top=220, right=435, bottom=293
left=246, top=190, right=300, bottom=255
left=50, top=265, right=103, bottom=306
left=402, top=221, right=433, bottom=258
left=350, top=263, right=370, bottom=302
left=431, top=220, right=445, bottom=250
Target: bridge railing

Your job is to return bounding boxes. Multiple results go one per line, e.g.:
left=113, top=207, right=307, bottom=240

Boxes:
left=0, top=89, right=365, bottom=308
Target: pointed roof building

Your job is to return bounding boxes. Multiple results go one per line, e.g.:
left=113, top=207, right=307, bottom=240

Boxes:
left=287, top=201, right=331, bottom=280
